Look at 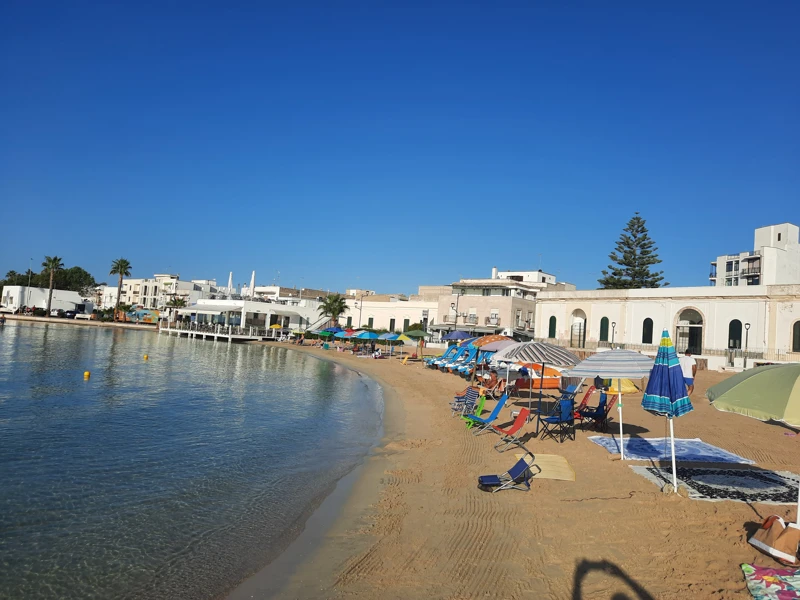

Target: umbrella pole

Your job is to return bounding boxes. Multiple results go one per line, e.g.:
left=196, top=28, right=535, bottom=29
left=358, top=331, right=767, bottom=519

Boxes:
left=618, top=379, right=625, bottom=460
left=536, top=362, right=545, bottom=433
left=669, top=417, right=678, bottom=493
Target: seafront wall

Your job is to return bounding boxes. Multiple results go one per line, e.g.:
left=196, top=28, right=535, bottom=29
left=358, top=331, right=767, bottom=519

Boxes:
left=4, top=314, right=157, bottom=332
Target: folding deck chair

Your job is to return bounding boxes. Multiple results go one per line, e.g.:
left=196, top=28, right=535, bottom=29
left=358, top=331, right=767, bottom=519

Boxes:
left=573, top=386, right=596, bottom=425
left=580, top=393, right=611, bottom=432
left=478, top=453, right=535, bottom=492
left=540, top=399, right=575, bottom=443
left=491, top=408, right=531, bottom=452
left=461, top=394, right=486, bottom=427
left=451, top=387, right=480, bottom=416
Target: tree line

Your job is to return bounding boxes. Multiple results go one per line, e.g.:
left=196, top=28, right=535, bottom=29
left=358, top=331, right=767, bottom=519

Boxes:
left=2, top=256, right=134, bottom=320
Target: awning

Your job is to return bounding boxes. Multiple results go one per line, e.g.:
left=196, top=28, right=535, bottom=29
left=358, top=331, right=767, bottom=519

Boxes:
left=178, top=304, right=241, bottom=315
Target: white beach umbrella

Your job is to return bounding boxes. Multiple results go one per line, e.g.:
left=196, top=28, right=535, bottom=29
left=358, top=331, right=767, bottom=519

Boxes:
left=227, top=272, right=233, bottom=296
left=566, top=349, right=654, bottom=460
left=248, top=271, right=256, bottom=299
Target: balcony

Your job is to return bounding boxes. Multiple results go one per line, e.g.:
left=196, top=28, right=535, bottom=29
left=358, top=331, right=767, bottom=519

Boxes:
left=464, top=315, right=478, bottom=325
left=741, top=267, right=761, bottom=277
left=709, top=272, right=717, bottom=279
left=484, top=316, right=501, bottom=326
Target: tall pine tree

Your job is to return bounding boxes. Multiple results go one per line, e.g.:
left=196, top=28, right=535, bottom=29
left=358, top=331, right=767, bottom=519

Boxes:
left=598, top=213, right=668, bottom=289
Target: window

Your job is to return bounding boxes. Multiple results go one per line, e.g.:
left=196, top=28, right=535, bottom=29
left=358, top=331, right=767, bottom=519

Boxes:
left=527, top=311, right=533, bottom=329
left=779, top=233, right=782, bottom=241
left=548, top=316, right=557, bottom=338
left=515, top=309, right=522, bottom=327
left=346, top=316, right=352, bottom=327
left=599, top=317, right=610, bottom=342
left=403, top=318, right=410, bottom=331
left=501, top=289, right=510, bottom=297
left=482, top=288, right=490, bottom=296
left=389, top=318, right=395, bottom=332
left=367, top=317, right=374, bottom=328
left=642, top=318, right=653, bottom=344
left=793, top=321, right=800, bottom=352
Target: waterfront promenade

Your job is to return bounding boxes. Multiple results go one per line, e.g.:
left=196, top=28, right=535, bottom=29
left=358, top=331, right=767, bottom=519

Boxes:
left=4, top=314, right=156, bottom=331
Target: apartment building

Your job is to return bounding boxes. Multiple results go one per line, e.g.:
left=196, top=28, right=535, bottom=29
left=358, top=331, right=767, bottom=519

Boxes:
left=709, top=223, right=800, bottom=287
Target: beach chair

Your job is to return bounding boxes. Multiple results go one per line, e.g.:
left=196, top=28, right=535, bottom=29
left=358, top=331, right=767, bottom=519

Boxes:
left=477, top=454, right=535, bottom=492
left=461, top=395, right=487, bottom=428
left=540, top=399, right=575, bottom=443
left=427, top=346, right=457, bottom=368
left=492, top=408, right=531, bottom=452
left=532, top=384, right=578, bottom=422
left=580, top=393, right=611, bottom=432
left=466, top=393, right=509, bottom=435
left=451, top=387, right=480, bottom=416
left=401, top=356, right=409, bottom=365
left=573, top=386, right=596, bottom=424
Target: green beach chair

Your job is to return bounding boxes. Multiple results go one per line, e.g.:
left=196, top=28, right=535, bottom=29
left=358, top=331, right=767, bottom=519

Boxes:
left=462, top=395, right=486, bottom=428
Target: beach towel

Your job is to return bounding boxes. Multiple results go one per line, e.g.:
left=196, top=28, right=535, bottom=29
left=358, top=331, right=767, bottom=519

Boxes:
left=741, top=563, right=800, bottom=599
left=589, top=436, right=755, bottom=465
left=514, top=453, right=576, bottom=482
left=630, top=466, right=800, bottom=504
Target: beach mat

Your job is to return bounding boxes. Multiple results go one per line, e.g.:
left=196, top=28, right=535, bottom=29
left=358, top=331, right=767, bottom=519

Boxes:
left=630, top=466, right=800, bottom=504
left=515, top=453, right=575, bottom=481
left=741, top=563, right=800, bottom=599
left=589, top=436, right=755, bottom=465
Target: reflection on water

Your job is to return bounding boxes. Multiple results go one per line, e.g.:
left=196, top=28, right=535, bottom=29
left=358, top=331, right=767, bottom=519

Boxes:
left=0, top=322, right=383, bottom=600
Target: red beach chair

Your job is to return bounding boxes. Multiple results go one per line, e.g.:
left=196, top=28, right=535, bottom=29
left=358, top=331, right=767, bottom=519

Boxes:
left=491, top=408, right=531, bottom=452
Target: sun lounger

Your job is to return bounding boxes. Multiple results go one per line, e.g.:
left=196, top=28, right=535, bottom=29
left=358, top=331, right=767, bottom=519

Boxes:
left=465, top=393, right=509, bottom=435
left=478, top=454, right=535, bottom=492
left=492, top=408, right=531, bottom=452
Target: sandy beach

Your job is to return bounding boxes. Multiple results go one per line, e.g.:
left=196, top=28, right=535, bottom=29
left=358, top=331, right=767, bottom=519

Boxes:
left=229, top=345, right=800, bottom=600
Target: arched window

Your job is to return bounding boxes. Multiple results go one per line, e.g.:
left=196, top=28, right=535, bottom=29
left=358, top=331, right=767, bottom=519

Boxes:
left=793, top=321, right=800, bottom=352
left=728, top=319, right=742, bottom=349
left=548, top=316, right=557, bottom=338
left=599, top=317, right=609, bottom=342
left=642, top=318, right=653, bottom=344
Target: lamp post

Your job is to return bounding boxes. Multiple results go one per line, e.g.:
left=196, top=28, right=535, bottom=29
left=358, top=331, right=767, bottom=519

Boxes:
left=611, top=321, right=616, bottom=346
left=26, top=257, right=32, bottom=311
left=744, top=323, right=751, bottom=369
left=450, top=289, right=464, bottom=333
left=357, top=293, right=369, bottom=328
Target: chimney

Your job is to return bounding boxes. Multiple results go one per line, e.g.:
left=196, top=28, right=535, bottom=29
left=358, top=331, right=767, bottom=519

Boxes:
left=491, top=266, right=498, bottom=279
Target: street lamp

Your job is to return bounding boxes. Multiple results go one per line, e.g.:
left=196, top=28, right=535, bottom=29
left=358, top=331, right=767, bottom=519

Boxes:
left=357, top=293, right=369, bottom=328
left=450, top=289, right=465, bottom=332
left=611, top=321, right=617, bottom=346
left=26, top=257, right=32, bottom=311
left=744, top=323, right=751, bottom=369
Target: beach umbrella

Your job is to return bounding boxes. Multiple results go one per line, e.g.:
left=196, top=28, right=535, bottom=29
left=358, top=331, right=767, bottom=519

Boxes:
left=708, top=364, right=800, bottom=428
left=248, top=271, right=256, bottom=299
left=227, top=272, right=233, bottom=296
left=708, top=363, right=800, bottom=520
left=355, top=331, right=379, bottom=340
left=402, top=329, right=430, bottom=359
left=443, top=330, right=472, bottom=341
left=333, top=330, right=352, bottom=339
left=567, top=349, right=654, bottom=460
left=269, top=324, right=282, bottom=329
left=316, top=331, right=333, bottom=338
left=471, top=334, right=513, bottom=348
left=492, top=342, right=581, bottom=427
left=479, top=339, right=517, bottom=353
left=642, top=330, right=694, bottom=493
left=323, top=326, right=343, bottom=333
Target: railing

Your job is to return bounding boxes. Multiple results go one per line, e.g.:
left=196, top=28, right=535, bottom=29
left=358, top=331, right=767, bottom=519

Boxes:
left=709, top=272, right=716, bottom=278
left=465, top=315, right=478, bottom=324
left=165, top=322, right=271, bottom=337
left=443, top=315, right=457, bottom=324
left=740, top=267, right=761, bottom=276
left=485, top=316, right=501, bottom=326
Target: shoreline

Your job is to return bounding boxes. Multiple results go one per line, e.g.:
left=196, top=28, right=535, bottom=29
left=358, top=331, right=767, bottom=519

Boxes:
left=4, top=314, right=157, bottom=331
left=227, top=344, right=405, bottom=599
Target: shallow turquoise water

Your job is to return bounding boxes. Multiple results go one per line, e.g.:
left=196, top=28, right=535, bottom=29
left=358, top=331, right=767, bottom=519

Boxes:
left=0, top=322, right=383, bottom=599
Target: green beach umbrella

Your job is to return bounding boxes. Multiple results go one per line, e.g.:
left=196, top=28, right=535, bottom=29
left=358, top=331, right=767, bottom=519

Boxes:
left=707, top=363, right=800, bottom=428
left=402, top=330, right=430, bottom=359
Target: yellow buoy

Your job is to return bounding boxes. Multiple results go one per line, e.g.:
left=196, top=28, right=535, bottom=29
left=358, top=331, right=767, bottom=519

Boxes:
left=144, top=354, right=149, bottom=360
left=84, top=371, right=91, bottom=379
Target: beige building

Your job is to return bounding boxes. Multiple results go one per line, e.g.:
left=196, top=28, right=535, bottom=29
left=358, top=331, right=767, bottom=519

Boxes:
left=710, top=223, right=800, bottom=287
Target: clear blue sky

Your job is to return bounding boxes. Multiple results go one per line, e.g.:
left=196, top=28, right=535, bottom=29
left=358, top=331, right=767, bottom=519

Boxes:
left=2, top=1, right=798, bottom=293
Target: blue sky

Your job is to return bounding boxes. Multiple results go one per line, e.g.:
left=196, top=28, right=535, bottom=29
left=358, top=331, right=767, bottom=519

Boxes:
left=2, top=2, right=798, bottom=293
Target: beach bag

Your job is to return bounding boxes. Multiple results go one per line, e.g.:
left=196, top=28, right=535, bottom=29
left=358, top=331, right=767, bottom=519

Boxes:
left=748, top=515, right=800, bottom=566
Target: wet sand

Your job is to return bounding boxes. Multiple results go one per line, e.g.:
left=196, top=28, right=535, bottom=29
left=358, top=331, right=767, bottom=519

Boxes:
left=235, top=345, right=799, bottom=600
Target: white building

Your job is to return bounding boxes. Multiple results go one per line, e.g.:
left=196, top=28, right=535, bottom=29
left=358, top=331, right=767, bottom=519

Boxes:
left=710, top=223, right=800, bottom=287
left=534, top=284, right=800, bottom=369
left=113, top=274, right=219, bottom=310
left=341, top=294, right=437, bottom=332
left=1, top=286, right=94, bottom=313
left=176, top=297, right=326, bottom=331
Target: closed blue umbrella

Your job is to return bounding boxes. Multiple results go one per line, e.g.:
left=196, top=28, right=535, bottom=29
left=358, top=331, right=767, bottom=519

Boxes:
left=642, top=330, right=694, bottom=493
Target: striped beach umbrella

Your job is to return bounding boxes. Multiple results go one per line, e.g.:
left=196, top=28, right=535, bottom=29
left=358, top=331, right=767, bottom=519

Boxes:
left=642, top=330, right=693, bottom=493
left=567, top=349, right=654, bottom=459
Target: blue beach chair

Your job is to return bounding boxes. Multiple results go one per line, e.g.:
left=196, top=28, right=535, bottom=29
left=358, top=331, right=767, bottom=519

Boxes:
left=540, top=398, right=576, bottom=443
left=478, top=454, right=535, bottom=492
left=451, top=386, right=480, bottom=416
left=465, top=393, right=509, bottom=435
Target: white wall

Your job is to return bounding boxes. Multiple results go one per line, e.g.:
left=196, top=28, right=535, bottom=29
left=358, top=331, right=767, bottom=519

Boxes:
left=1, top=286, right=90, bottom=312
left=343, top=298, right=438, bottom=331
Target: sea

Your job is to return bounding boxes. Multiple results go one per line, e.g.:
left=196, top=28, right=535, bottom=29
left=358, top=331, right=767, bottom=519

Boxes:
left=0, top=321, right=383, bottom=599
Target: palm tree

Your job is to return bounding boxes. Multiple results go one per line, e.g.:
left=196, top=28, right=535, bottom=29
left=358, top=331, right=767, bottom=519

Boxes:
left=317, top=293, right=348, bottom=327
left=109, top=258, right=132, bottom=321
left=166, top=297, right=187, bottom=308
left=42, top=256, right=64, bottom=315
